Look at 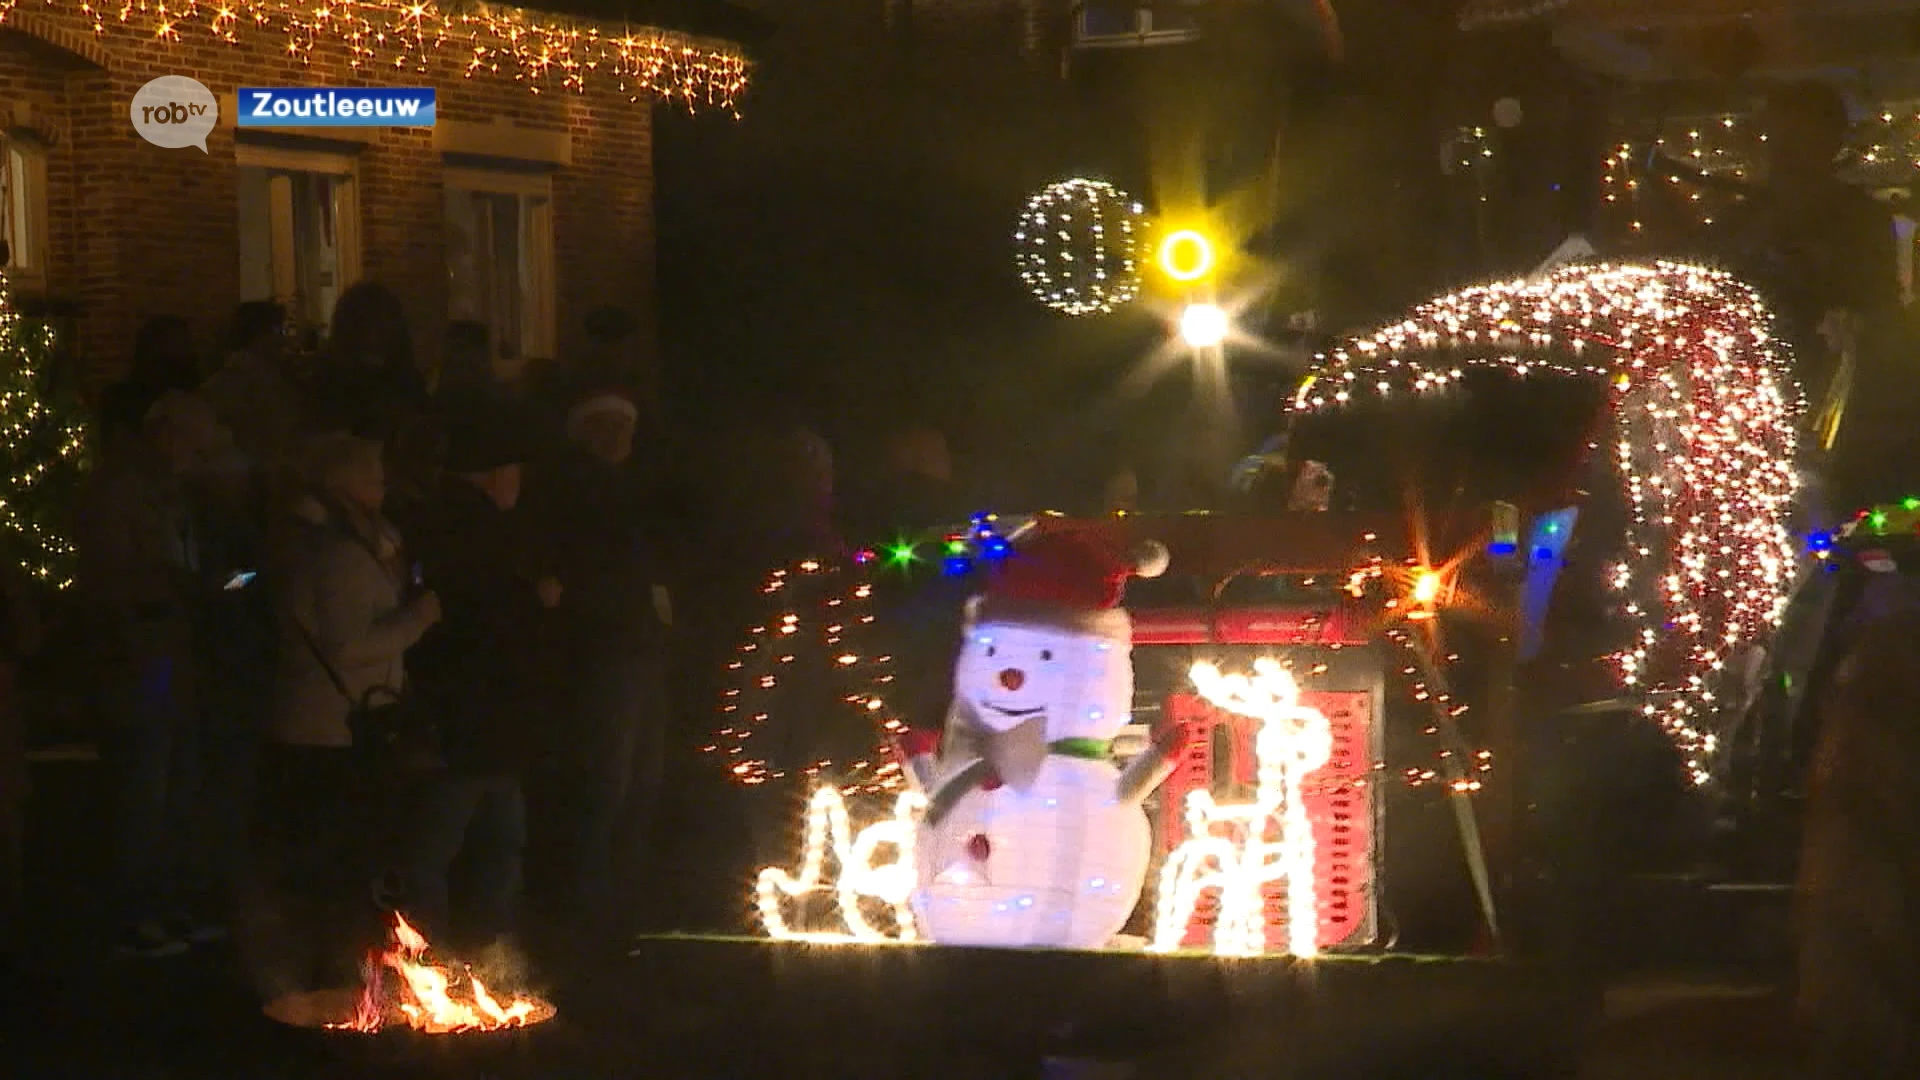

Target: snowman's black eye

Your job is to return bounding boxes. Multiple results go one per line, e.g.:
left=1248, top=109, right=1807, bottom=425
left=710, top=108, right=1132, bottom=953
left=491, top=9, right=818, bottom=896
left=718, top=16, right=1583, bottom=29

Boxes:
left=1040, top=649, right=1054, bottom=661
left=985, top=645, right=997, bottom=658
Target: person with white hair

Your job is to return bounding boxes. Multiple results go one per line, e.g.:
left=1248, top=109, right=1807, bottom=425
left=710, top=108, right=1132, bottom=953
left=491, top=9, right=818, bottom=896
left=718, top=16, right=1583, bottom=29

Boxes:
left=257, top=431, right=440, bottom=988
left=526, top=387, right=674, bottom=933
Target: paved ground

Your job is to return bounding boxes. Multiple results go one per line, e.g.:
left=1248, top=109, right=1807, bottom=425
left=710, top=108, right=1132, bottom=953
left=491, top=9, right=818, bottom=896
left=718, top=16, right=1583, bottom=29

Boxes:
left=6, top=754, right=1807, bottom=1079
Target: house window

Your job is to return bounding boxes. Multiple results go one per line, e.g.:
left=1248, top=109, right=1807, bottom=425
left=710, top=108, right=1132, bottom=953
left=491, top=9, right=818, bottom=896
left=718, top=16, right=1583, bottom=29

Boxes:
left=444, top=166, right=556, bottom=360
left=236, top=144, right=362, bottom=333
left=0, top=134, right=49, bottom=291
left=1074, top=1, right=1202, bottom=47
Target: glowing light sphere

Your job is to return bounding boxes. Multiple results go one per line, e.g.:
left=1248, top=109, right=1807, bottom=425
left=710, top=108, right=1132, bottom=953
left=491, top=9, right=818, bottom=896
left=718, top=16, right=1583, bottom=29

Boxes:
left=1294, top=261, right=1801, bottom=784
left=1178, top=303, right=1230, bottom=349
left=1013, top=178, right=1145, bottom=316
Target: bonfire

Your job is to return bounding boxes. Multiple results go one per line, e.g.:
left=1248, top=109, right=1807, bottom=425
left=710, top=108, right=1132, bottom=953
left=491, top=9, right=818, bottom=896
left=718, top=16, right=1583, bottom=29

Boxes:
left=316, top=913, right=555, bottom=1034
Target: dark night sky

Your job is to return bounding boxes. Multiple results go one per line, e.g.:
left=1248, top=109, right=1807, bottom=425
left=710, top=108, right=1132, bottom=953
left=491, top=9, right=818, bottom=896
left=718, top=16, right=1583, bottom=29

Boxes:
left=647, top=1, right=1585, bottom=505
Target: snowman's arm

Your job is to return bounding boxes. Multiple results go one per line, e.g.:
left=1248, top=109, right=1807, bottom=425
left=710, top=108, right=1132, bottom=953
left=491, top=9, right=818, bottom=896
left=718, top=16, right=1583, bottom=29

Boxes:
left=1116, top=722, right=1187, bottom=807
left=898, top=728, right=942, bottom=793
left=922, top=758, right=995, bottom=829
left=899, top=716, right=986, bottom=797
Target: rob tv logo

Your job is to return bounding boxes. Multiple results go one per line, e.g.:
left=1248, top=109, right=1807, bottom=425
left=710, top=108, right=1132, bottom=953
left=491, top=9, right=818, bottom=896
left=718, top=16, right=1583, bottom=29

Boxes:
left=130, top=76, right=219, bottom=152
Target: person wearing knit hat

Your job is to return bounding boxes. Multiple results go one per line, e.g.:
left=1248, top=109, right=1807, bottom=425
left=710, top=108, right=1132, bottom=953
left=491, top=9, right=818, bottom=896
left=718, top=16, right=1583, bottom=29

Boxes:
left=522, top=384, right=674, bottom=931
left=393, top=412, right=555, bottom=949
left=904, top=524, right=1184, bottom=949
left=565, top=390, right=639, bottom=464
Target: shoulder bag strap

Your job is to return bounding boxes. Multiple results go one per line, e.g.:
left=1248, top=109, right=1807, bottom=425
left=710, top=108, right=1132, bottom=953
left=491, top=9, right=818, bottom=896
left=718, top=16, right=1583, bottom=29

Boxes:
left=291, top=616, right=357, bottom=706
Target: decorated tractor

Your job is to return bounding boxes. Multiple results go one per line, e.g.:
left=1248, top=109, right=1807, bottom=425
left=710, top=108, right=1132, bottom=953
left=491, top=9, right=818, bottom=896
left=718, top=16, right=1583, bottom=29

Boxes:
left=1719, top=497, right=1920, bottom=881
left=711, top=261, right=1805, bottom=959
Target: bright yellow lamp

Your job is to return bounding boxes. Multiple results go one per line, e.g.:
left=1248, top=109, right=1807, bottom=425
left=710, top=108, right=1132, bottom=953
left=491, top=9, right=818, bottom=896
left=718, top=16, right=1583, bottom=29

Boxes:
left=1158, top=229, right=1215, bottom=283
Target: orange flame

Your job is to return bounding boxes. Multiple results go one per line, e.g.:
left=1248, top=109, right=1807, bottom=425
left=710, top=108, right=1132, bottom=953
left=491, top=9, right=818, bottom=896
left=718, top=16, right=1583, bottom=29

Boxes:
left=327, top=913, right=549, bottom=1034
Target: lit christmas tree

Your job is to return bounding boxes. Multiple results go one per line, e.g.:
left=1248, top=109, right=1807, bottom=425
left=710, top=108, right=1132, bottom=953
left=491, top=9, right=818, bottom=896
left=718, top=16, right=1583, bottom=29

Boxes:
left=0, top=277, right=87, bottom=588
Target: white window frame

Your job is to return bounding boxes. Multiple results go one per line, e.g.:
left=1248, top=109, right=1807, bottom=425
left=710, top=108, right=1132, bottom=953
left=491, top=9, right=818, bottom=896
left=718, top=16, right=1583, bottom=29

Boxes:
left=1, top=131, right=49, bottom=292
left=234, top=142, right=362, bottom=326
left=1073, top=1, right=1203, bottom=49
left=443, top=164, right=556, bottom=360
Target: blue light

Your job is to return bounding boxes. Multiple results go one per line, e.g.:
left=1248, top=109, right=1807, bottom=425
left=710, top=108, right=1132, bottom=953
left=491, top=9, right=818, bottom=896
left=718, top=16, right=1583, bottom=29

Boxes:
left=1488, top=540, right=1518, bottom=556
left=1533, top=546, right=1555, bottom=562
left=944, top=556, right=973, bottom=577
left=1808, top=531, right=1833, bottom=553
left=983, top=538, right=1011, bottom=559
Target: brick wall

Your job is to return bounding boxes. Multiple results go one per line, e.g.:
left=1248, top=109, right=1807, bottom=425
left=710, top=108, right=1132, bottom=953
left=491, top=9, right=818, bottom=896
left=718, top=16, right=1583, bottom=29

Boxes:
left=0, top=13, right=661, bottom=390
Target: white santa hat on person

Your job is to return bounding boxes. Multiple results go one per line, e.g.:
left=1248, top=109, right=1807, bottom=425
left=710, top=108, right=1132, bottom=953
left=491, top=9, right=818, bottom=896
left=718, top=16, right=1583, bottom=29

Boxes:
left=565, top=390, right=639, bottom=444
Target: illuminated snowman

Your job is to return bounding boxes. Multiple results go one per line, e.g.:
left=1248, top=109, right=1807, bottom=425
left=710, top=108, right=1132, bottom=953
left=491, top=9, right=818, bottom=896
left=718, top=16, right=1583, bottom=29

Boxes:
left=905, top=528, right=1182, bottom=949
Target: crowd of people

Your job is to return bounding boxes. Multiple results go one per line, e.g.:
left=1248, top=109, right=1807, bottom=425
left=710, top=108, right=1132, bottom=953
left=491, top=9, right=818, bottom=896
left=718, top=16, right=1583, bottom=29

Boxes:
left=46, top=283, right=769, bottom=992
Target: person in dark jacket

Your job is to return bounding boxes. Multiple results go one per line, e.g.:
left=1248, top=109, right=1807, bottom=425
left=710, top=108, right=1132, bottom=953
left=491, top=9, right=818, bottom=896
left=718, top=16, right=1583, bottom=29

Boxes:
left=307, top=283, right=428, bottom=443
left=98, top=316, right=201, bottom=467
left=398, top=416, right=557, bottom=949
left=1798, top=611, right=1920, bottom=1078
left=529, top=390, right=671, bottom=930
left=0, top=565, right=41, bottom=996
left=841, top=424, right=962, bottom=550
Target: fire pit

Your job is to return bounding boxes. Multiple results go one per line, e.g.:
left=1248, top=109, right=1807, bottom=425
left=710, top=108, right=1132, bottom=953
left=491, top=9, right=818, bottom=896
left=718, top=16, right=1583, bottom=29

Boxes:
left=264, top=913, right=557, bottom=1072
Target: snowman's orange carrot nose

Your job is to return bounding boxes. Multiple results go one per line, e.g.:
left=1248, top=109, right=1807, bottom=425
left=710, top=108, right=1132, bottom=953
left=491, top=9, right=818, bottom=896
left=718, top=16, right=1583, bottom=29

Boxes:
left=999, top=669, right=1026, bottom=691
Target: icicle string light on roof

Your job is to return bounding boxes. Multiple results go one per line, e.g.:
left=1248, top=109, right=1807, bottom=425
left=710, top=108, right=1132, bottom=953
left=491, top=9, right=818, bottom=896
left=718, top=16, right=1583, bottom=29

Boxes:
left=20, top=0, right=749, bottom=106
left=1294, top=261, right=1801, bottom=784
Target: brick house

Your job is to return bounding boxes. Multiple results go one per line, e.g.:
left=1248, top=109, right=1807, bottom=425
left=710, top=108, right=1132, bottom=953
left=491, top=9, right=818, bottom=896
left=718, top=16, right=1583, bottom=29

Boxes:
left=0, top=2, right=749, bottom=386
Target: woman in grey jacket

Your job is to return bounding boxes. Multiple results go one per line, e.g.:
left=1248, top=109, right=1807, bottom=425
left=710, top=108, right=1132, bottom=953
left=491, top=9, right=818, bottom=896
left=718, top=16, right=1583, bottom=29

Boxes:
left=255, top=434, right=438, bottom=992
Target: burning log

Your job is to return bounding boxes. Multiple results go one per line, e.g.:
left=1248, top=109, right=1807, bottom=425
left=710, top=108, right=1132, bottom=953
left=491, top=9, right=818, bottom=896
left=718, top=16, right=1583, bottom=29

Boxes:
left=265, top=913, right=554, bottom=1036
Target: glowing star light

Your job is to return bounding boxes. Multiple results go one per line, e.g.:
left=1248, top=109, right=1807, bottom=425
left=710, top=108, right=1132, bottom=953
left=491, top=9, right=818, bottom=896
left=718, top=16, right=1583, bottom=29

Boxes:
left=1151, top=659, right=1333, bottom=958
left=755, top=786, right=925, bottom=944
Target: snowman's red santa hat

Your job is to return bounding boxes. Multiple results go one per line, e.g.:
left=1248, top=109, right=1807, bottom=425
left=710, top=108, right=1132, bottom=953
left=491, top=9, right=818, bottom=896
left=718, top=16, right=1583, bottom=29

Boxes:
left=969, top=525, right=1170, bottom=639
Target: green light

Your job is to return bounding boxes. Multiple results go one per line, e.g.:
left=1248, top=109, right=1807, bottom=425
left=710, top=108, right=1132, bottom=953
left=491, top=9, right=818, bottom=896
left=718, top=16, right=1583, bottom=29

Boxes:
left=1871, top=511, right=1889, bottom=531
left=946, top=540, right=967, bottom=556
left=1904, top=497, right=1919, bottom=512
left=887, top=542, right=919, bottom=566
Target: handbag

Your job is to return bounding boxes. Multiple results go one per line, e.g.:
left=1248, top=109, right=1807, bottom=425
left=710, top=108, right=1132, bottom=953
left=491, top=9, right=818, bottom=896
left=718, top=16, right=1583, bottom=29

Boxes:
left=294, top=619, right=444, bottom=772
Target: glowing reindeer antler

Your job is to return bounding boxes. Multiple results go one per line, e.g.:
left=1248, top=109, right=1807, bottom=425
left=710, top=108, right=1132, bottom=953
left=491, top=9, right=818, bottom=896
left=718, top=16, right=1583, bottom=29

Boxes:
left=1150, top=659, right=1333, bottom=958
left=754, top=785, right=925, bottom=943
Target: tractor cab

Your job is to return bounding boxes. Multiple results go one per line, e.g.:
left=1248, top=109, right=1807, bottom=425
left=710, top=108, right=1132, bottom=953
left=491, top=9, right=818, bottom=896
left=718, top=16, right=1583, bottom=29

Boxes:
left=1720, top=498, right=1920, bottom=880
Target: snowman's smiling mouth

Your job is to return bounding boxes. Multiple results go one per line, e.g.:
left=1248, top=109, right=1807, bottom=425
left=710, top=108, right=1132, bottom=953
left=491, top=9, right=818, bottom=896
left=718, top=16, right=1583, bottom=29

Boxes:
left=982, top=703, right=1045, bottom=718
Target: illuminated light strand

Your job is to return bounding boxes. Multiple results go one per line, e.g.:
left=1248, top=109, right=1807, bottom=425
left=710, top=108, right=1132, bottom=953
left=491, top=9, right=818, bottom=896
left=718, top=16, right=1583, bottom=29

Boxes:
left=754, top=785, right=924, bottom=944
left=11, top=1, right=750, bottom=106
left=714, top=539, right=1490, bottom=797
left=1013, top=178, right=1145, bottom=316
left=1151, top=659, right=1332, bottom=959
left=705, top=557, right=904, bottom=795
left=1598, top=107, right=1919, bottom=237
left=1382, top=627, right=1490, bottom=792
left=0, top=273, right=84, bottom=588
left=1295, top=261, right=1800, bottom=784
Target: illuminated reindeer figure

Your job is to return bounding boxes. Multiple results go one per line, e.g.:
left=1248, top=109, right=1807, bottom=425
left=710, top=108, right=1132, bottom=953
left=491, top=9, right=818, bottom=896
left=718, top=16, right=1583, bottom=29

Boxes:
left=1150, top=659, right=1333, bottom=958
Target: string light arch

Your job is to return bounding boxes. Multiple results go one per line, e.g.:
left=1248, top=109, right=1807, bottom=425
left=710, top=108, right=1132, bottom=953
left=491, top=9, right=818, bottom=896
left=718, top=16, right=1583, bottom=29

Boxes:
left=1294, top=261, right=1801, bottom=784
left=706, top=557, right=906, bottom=797
left=7, top=1, right=749, bottom=107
